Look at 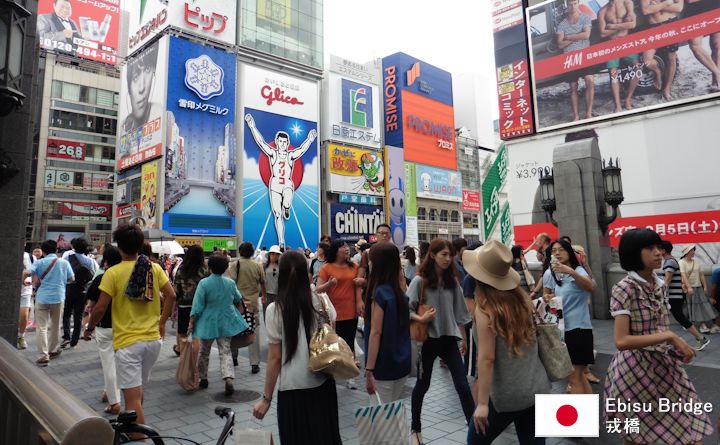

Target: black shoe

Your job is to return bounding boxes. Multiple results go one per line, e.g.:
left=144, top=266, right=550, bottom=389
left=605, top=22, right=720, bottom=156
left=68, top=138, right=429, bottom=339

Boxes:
left=49, top=350, right=62, bottom=359
left=283, top=207, right=290, bottom=220
left=224, top=379, right=234, bottom=396
left=199, top=379, right=208, bottom=389
left=251, top=365, right=260, bottom=374
left=60, top=339, right=71, bottom=349
left=232, top=357, right=238, bottom=367
left=173, top=345, right=181, bottom=357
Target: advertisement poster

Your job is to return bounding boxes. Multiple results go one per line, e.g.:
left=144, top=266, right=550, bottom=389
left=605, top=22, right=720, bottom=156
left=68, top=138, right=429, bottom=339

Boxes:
left=117, top=38, right=167, bottom=171
left=45, top=169, right=77, bottom=188
left=241, top=64, right=319, bottom=250
left=462, top=190, right=481, bottom=212
left=141, top=161, right=158, bottom=229
left=330, top=203, right=385, bottom=242
left=47, top=231, right=86, bottom=250
left=415, top=164, right=462, bottom=202
left=37, top=0, right=119, bottom=64
left=164, top=37, right=236, bottom=236
left=404, top=162, right=417, bottom=217
left=327, top=144, right=384, bottom=196
left=47, top=139, right=85, bottom=160
left=384, top=145, right=406, bottom=246
left=57, top=202, right=111, bottom=220
left=82, top=173, right=110, bottom=189
left=126, top=0, right=168, bottom=56
left=482, top=144, right=508, bottom=239
left=528, top=0, right=720, bottom=131
left=166, top=0, right=237, bottom=46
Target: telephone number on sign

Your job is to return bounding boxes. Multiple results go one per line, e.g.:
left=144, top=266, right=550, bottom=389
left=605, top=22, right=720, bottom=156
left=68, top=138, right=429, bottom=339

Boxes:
left=41, top=39, right=115, bottom=63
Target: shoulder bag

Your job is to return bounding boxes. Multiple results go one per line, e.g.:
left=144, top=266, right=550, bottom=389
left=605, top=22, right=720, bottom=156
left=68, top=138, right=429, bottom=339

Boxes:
left=533, top=309, right=573, bottom=381
left=36, top=258, right=58, bottom=290
left=521, top=259, right=536, bottom=288
left=309, top=293, right=360, bottom=380
left=409, top=279, right=431, bottom=342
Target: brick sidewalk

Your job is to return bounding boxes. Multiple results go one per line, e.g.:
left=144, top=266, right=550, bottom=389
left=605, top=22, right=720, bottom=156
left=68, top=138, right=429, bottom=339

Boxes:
left=16, top=317, right=720, bottom=444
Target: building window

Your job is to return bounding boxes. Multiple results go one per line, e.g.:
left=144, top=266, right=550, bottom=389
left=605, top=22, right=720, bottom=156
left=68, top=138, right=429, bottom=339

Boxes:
left=440, top=210, right=448, bottom=222
left=451, top=211, right=460, bottom=223
left=419, top=233, right=428, bottom=242
left=429, top=209, right=438, bottom=221
left=417, top=207, right=426, bottom=221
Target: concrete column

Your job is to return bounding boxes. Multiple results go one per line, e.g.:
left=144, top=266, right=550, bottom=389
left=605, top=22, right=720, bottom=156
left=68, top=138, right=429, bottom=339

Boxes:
left=553, top=137, right=611, bottom=320
left=0, top=0, right=40, bottom=343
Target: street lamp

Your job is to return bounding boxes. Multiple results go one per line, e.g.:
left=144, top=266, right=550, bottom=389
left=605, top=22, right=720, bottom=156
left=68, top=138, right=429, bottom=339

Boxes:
left=599, top=157, right=624, bottom=231
left=0, top=0, right=30, bottom=116
left=538, top=166, right=558, bottom=227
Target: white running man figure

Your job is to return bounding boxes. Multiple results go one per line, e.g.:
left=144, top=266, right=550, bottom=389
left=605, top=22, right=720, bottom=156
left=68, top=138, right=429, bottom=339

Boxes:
left=245, top=113, right=317, bottom=248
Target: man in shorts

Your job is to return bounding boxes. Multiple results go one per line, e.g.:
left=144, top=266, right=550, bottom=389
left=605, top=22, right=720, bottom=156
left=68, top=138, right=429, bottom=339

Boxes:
left=18, top=252, right=34, bottom=349
left=599, top=0, right=642, bottom=111
left=686, top=0, right=720, bottom=91
left=556, top=0, right=596, bottom=121
left=84, top=223, right=176, bottom=427
left=641, top=0, right=684, bottom=100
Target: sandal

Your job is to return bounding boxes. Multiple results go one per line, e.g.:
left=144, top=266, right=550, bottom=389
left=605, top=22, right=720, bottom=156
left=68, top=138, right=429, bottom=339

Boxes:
left=173, top=345, right=182, bottom=356
left=585, top=372, right=600, bottom=384
left=411, top=431, right=424, bottom=445
left=104, top=403, right=121, bottom=414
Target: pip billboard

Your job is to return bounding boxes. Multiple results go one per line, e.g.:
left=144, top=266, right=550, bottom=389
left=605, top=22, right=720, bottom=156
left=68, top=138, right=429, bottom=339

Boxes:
left=330, top=204, right=385, bottom=242
left=415, top=164, right=462, bottom=202
left=117, top=38, right=167, bottom=171
left=37, top=0, right=119, bottom=64
left=327, top=144, right=384, bottom=196
left=163, top=37, right=236, bottom=236
left=384, top=145, right=406, bottom=246
left=382, top=52, right=456, bottom=169
left=241, top=64, right=319, bottom=250
left=528, top=0, right=720, bottom=132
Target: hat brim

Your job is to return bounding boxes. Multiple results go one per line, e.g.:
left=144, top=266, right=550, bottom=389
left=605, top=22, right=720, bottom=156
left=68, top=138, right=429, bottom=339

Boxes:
left=464, top=261, right=521, bottom=292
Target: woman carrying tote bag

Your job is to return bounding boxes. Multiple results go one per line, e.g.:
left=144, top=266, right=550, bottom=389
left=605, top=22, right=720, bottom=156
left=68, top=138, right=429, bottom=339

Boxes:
left=464, top=241, right=550, bottom=445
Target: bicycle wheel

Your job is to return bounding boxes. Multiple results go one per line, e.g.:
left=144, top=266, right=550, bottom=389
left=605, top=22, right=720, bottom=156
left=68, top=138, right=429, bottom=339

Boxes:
left=116, top=424, right=165, bottom=445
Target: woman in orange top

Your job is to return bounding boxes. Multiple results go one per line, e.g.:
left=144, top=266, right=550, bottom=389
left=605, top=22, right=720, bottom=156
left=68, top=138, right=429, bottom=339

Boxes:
left=317, top=239, right=361, bottom=389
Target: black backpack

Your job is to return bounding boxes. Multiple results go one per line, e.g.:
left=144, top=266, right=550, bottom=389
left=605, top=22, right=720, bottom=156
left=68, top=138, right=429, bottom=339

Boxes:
left=69, top=254, right=94, bottom=294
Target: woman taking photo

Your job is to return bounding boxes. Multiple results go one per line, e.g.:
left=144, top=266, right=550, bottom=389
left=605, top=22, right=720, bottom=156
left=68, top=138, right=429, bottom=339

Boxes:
left=263, top=245, right=282, bottom=319
left=172, top=245, right=209, bottom=356
left=316, top=239, right=361, bottom=389
left=510, top=245, right=533, bottom=293
left=465, top=241, right=550, bottom=444
left=403, top=245, right=418, bottom=285
left=605, top=229, right=712, bottom=444
left=363, top=242, right=411, bottom=403
left=408, top=239, right=473, bottom=445
left=547, top=239, right=595, bottom=395
left=253, top=251, right=342, bottom=444
left=188, top=254, right=249, bottom=396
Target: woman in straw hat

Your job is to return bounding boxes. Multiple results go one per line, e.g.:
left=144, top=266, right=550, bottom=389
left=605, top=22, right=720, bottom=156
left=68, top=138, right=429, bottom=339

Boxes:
left=464, top=240, right=550, bottom=444
left=680, top=244, right=717, bottom=333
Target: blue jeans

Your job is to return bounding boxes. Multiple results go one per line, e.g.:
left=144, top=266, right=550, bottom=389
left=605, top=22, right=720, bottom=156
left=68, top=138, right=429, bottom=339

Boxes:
left=411, top=336, right=474, bottom=432
left=467, top=400, right=544, bottom=445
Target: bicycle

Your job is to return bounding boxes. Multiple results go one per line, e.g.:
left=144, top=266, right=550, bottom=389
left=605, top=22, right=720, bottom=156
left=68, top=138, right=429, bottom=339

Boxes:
left=111, top=406, right=235, bottom=445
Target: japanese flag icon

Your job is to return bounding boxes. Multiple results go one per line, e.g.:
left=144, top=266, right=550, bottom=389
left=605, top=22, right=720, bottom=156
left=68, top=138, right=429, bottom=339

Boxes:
left=535, top=394, right=600, bottom=437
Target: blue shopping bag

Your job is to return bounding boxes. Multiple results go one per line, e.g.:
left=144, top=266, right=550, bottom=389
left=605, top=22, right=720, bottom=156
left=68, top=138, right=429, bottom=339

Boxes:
left=354, top=394, right=409, bottom=445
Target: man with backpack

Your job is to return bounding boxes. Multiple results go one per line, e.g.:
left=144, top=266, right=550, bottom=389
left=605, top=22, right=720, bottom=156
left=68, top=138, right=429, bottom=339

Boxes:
left=62, top=238, right=97, bottom=349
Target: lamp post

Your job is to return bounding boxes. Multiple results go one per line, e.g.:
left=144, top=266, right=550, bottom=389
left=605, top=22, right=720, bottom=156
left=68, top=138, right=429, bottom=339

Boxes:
left=538, top=166, right=558, bottom=227
left=599, top=157, right=624, bottom=231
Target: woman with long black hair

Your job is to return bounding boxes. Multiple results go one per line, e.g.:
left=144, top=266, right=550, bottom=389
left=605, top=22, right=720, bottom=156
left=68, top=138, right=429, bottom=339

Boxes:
left=252, top=251, right=342, bottom=444
left=363, top=242, right=411, bottom=403
left=172, top=245, right=209, bottom=355
left=409, top=239, right=473, bottom=445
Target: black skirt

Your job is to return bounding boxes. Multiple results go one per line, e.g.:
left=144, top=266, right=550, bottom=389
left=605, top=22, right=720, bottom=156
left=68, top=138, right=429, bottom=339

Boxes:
left=564, top=328, right=595, bottom=365
left=277, top=378, right=343, bottom=445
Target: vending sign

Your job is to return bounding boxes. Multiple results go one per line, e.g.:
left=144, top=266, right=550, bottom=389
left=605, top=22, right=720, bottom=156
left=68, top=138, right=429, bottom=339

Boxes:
left=47, top=139, right=85, bottom=160
left=37, top=0, right=119, bottom=64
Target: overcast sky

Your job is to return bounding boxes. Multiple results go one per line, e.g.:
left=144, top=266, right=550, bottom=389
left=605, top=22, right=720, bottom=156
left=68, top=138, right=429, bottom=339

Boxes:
left=324, top=1, right=496, bottom=80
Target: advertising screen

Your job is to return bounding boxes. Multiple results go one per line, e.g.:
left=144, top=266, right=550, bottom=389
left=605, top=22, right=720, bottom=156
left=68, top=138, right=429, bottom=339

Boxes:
left=401, top=91, right=457, bottom=170
left=117, top=38, right=167, bottom=171
left=528, top=0, right=720, bottom=132
left=330, top=203, right=386, bottom=242
left=47, top=230, right=85, bottom=250
left=241, top=64, right=319, bottom=250
left=37, top=0, right=119, bottom=64
left=163, top=37, right=236, bottom=236
left=327, top=144, right=384, bottom=196
left=384, top=145, right=406, bottom=246
left=415, top=164, right=463, bottom=202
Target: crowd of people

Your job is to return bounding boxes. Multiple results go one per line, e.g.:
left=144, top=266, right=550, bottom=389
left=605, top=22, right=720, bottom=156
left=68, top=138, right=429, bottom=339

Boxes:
left=17, top=222, right=720, bottom=444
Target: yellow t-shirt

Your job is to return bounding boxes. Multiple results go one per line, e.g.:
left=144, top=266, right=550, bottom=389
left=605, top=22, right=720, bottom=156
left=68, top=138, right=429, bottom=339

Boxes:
left=99, top=261, right=169, bottom=350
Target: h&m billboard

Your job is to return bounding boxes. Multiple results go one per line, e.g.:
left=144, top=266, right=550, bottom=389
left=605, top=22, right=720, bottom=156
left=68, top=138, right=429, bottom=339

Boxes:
left=127, top=0, right=236, bottom=56
left=528, top=0, right=720, bottom=132
left=382, top=52, right=457, bottom=170
left=241, top=63, right=319, bottom=250
left=323, top=56, right=382, bottom=148
left=37, top=0, right=119, bottom=64
left=163, top=37, right=236, bottom=236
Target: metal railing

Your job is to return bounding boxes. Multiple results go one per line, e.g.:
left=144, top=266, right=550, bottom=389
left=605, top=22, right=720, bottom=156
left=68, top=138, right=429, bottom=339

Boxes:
left=0, top=338, right=114, bottom=445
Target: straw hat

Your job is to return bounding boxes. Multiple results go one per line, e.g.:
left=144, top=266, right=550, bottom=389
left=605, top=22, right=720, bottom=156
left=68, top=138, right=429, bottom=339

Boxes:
left=462, top=240, right=520, bottom=291
left=681, top=244, right=696, bottom=258
left=268, top=245, right=282, bottom=254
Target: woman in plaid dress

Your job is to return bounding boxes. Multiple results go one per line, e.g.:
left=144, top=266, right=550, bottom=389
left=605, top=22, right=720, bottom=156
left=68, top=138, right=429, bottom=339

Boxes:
left=604, top=229, right=713, bottom=444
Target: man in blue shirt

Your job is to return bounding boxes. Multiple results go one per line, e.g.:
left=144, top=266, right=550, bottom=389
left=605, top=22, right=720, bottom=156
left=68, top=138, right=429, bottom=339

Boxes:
left=25, top=240, right=74, bottom=366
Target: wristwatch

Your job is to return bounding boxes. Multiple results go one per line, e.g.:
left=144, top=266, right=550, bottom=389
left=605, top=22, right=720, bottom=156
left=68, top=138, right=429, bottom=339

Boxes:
left=262, top=393, right=272, bottom=402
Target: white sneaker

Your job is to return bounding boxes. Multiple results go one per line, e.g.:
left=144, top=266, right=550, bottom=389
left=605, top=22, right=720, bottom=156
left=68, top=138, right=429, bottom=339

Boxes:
left=345, top=378, right=357, bottom=390
left=709, top=326, right=720, bottom=334
left=699, top=326, right=710, bottom=334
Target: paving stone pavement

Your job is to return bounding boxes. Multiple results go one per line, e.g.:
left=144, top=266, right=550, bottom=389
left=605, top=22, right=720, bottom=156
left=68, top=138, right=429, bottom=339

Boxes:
left=16, top=317, right=720, bottom=444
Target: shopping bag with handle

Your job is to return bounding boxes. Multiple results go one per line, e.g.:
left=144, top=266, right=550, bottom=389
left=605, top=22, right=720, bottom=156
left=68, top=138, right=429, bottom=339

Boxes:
left=176, top=336, right=199, bottom=391
left=354, top=394, right=409, bottom=445
left=235, top=417, right=275, bottom=445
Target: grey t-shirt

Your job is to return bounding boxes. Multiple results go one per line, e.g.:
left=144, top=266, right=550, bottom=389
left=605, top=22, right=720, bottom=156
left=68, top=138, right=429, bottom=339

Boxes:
left=408, top=275, right=471, bottom=340
left=556, top=13, right=592, bottom=53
